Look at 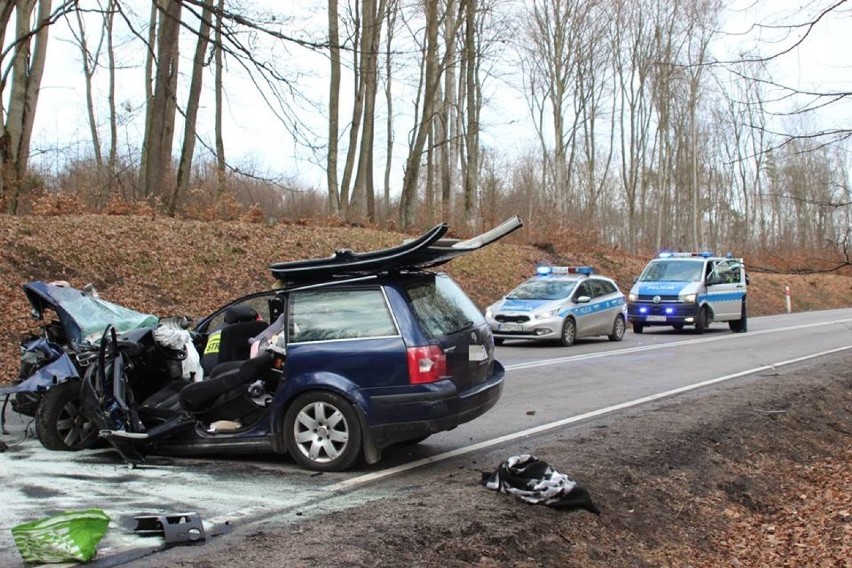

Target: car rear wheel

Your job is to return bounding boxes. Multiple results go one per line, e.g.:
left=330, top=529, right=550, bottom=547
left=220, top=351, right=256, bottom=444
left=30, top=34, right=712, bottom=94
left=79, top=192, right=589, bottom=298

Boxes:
left=493, top=338, right=504, bottom=346
left=283, top=391, right=362, bottom=472
left=559, top=318, right=576, bottom=346
left=35, top=381, right=99, bottom=451
left=608, top=315, right=625, bottom=341
left=632, top=322, right=644, bottom=334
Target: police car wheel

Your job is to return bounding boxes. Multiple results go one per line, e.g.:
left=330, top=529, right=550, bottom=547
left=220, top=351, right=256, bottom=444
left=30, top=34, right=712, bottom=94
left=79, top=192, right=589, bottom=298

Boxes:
left=559, top=318, right=576, bottom=346
left=608, top=315, right=625, bottom=341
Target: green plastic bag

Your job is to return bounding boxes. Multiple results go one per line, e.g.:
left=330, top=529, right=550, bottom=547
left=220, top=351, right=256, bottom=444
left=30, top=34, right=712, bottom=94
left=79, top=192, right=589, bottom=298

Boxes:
left=11, top=508, right=110, bottom=564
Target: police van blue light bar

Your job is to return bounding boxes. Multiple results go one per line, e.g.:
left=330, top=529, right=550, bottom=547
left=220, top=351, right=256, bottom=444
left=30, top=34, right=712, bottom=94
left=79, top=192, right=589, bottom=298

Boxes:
left=657, top=251, right=713, bottom=258
left=536, top=266, right=593, bottom=276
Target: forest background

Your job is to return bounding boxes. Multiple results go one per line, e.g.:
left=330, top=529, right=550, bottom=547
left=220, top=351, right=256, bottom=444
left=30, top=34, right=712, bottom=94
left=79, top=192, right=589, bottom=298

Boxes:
left=0, top=0, right=848, bottom=266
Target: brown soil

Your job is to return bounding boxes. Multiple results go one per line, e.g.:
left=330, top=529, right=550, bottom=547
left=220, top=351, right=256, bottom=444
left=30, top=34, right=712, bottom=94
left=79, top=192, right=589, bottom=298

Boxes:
left=127, top=354, right=852, bottom=568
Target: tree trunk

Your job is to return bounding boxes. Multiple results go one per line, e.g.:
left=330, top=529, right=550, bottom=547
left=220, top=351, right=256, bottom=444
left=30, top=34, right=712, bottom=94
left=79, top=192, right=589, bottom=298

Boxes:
left=326, top=0, right=341, bottom=215
left=214, top=0, right=226, bottom=195
left=2, top=0, right=53, bottom=213
left=171, top=0, right=213, bottom=216
left=142, top=0, right=182, bottom=200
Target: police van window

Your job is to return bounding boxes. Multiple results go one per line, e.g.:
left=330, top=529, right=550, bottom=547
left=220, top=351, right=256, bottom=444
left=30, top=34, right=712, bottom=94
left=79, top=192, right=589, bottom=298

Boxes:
left=717, top=261, right=739, bottom=284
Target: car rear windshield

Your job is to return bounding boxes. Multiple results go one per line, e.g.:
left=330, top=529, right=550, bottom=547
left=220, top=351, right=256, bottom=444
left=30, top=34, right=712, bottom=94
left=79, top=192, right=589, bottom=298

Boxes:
left=405, top=274, right=486, bottom=338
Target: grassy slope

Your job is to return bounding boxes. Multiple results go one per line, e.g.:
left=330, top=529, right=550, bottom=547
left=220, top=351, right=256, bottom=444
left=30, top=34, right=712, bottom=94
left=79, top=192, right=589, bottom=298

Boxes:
left=1, top=214, right=850, bottom=384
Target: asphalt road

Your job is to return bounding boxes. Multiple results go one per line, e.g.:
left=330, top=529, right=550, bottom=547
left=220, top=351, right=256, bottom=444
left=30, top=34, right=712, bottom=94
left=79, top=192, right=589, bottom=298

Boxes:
left=2, top=308, right=851, bottom=566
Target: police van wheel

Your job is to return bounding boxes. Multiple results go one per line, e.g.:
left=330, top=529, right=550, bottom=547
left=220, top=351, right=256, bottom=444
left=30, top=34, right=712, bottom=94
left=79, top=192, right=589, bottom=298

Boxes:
left=608, top=315, right=625, bottom=341
left=694, top=307, right=708, bottom=334
left=672, top=324, right=684, bottom=331
left=559, top=318, right=576, bottom=346
left=729, top=300, right=748, bottom=333
left=632, top=322, right=644, bottom=334
left=493, top=338, right=504, bottom=346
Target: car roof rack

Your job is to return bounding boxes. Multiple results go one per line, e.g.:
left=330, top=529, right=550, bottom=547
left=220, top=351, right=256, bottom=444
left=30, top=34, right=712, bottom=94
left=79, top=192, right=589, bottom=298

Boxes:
left=270, top=215, right=523, bottom=284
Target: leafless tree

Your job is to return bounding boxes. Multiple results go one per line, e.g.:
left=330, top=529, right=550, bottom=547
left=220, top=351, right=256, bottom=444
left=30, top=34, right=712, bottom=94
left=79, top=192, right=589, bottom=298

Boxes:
left=170, top=0, right=213, bottom=216
left=0, top=0, right=75, bottom=212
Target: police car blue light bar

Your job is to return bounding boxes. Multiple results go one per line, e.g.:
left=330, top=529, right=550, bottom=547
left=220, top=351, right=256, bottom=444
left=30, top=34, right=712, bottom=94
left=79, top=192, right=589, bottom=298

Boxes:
left=657, top=251, right=713, bottom=258
left=536, top=265, right=593, bottom=276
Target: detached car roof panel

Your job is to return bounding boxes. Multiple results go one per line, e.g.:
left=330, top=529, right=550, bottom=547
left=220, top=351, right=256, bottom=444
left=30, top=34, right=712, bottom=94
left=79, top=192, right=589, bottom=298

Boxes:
left=270, top=215, right=522, bottom=283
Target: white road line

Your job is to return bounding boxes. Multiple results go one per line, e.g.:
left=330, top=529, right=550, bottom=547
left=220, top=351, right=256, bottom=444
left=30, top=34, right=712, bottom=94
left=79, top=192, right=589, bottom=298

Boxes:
left=325, top=344, right=852, bottom=493
left=506, top=318, right=852, bottom=371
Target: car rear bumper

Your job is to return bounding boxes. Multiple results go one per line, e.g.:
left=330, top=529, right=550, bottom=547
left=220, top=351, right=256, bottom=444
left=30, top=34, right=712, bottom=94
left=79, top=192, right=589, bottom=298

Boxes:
left=367, top=362, right=505, bottom=448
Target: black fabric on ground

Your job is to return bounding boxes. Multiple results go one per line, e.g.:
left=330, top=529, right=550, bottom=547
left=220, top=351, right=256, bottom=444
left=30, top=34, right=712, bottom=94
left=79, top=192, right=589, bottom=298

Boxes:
left=481, top=454, right=600, bottom=514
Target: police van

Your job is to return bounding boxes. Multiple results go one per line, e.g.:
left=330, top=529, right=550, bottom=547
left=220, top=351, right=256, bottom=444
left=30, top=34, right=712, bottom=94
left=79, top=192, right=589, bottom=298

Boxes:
left=485, top=266, right=627, bottom=346
left=627, top=252, right=748, bottom=334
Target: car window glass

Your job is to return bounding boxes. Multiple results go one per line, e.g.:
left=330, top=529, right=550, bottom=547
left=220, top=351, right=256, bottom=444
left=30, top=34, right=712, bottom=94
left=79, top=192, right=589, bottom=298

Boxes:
left=406, top=274, right=485, bottom=339
left=600, top=280, right=617, bottom=294
left=589, top=279, right=609, bottom=297
left=574, top=282, right=592, bottom=299
left=715, top=260, right=740, bottom=284
left=288, top=289, right=397, bottom=343
left=640, top=260, right=704, bottom=282
left=507, top=279, right=575, bottom=300
left=205, top=294, right=274, bottom=332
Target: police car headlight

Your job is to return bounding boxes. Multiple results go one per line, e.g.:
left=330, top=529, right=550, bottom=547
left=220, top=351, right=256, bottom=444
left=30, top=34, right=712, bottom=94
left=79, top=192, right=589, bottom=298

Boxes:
left=533, top=307, right=560, bottom=319
left=679, top=293, right=697, bottom=303
left=628, top=292, right=638, bottom=302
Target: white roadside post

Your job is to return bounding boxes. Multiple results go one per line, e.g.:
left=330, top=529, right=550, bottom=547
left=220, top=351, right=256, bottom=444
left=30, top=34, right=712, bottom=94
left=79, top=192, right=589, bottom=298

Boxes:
left=785, top=285, right=792, bottom=313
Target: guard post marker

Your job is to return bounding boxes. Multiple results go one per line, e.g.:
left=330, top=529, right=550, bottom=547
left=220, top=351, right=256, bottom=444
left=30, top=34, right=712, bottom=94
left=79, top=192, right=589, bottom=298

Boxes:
left=785, top=285, right=792, bottom=313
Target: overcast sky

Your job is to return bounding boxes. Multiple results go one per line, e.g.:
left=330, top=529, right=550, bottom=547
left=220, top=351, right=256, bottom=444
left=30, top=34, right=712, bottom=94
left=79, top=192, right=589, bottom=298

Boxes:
left=27, top=0, right=852, bottom=190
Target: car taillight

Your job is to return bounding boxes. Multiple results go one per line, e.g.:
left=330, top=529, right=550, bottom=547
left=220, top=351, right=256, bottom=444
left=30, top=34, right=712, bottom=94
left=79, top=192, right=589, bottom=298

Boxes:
left=407, top=345, right=447, bottom=384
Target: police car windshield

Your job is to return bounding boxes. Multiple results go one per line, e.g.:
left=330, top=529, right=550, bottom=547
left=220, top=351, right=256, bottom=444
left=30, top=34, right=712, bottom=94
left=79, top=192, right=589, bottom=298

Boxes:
left=639, top=260, right=703, bottom=282
left=507, top=279, right=576, bottom=300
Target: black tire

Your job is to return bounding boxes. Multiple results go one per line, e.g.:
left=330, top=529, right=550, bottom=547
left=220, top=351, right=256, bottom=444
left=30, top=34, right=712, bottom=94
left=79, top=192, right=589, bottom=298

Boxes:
left=632, top=322, right=644, bottom=334
left=694, top=306, right=708, bottom=335
left=493, top=337, right=504, bottom=346
left=283, top=391, right=362, bottom=472
left=608, top=315, right=626, bottom=341
left=35, top=381, right=99, bottom=451
left=672, top=324, right=684, bottom=331
left=559, top=318, right=576, bottom=346
left=729, top=300, right=748, bottom=333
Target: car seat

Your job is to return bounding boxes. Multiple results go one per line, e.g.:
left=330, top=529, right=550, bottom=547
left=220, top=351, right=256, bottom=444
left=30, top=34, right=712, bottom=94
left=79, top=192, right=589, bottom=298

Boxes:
left=178, top=352, right=275, bottom=424
left=200, top=306, right=268, bottom=376
left=141, top=306, right=267, bottom=422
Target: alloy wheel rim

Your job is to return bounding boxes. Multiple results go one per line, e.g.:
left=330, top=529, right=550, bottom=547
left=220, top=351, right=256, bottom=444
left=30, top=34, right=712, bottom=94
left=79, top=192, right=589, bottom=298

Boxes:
left=293, top=401, right=350, bottom=463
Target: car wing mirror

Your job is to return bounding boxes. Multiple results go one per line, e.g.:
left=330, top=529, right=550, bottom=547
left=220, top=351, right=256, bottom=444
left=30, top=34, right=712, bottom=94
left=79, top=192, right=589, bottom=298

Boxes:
left=575, top=295, right=591, bottom=304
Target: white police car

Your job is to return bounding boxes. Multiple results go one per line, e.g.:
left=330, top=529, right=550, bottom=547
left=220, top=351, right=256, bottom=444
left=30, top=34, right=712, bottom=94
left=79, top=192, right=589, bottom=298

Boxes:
left=485, top=266, right=627, bottom=346
left=627, top=251, right=748, bottom=334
